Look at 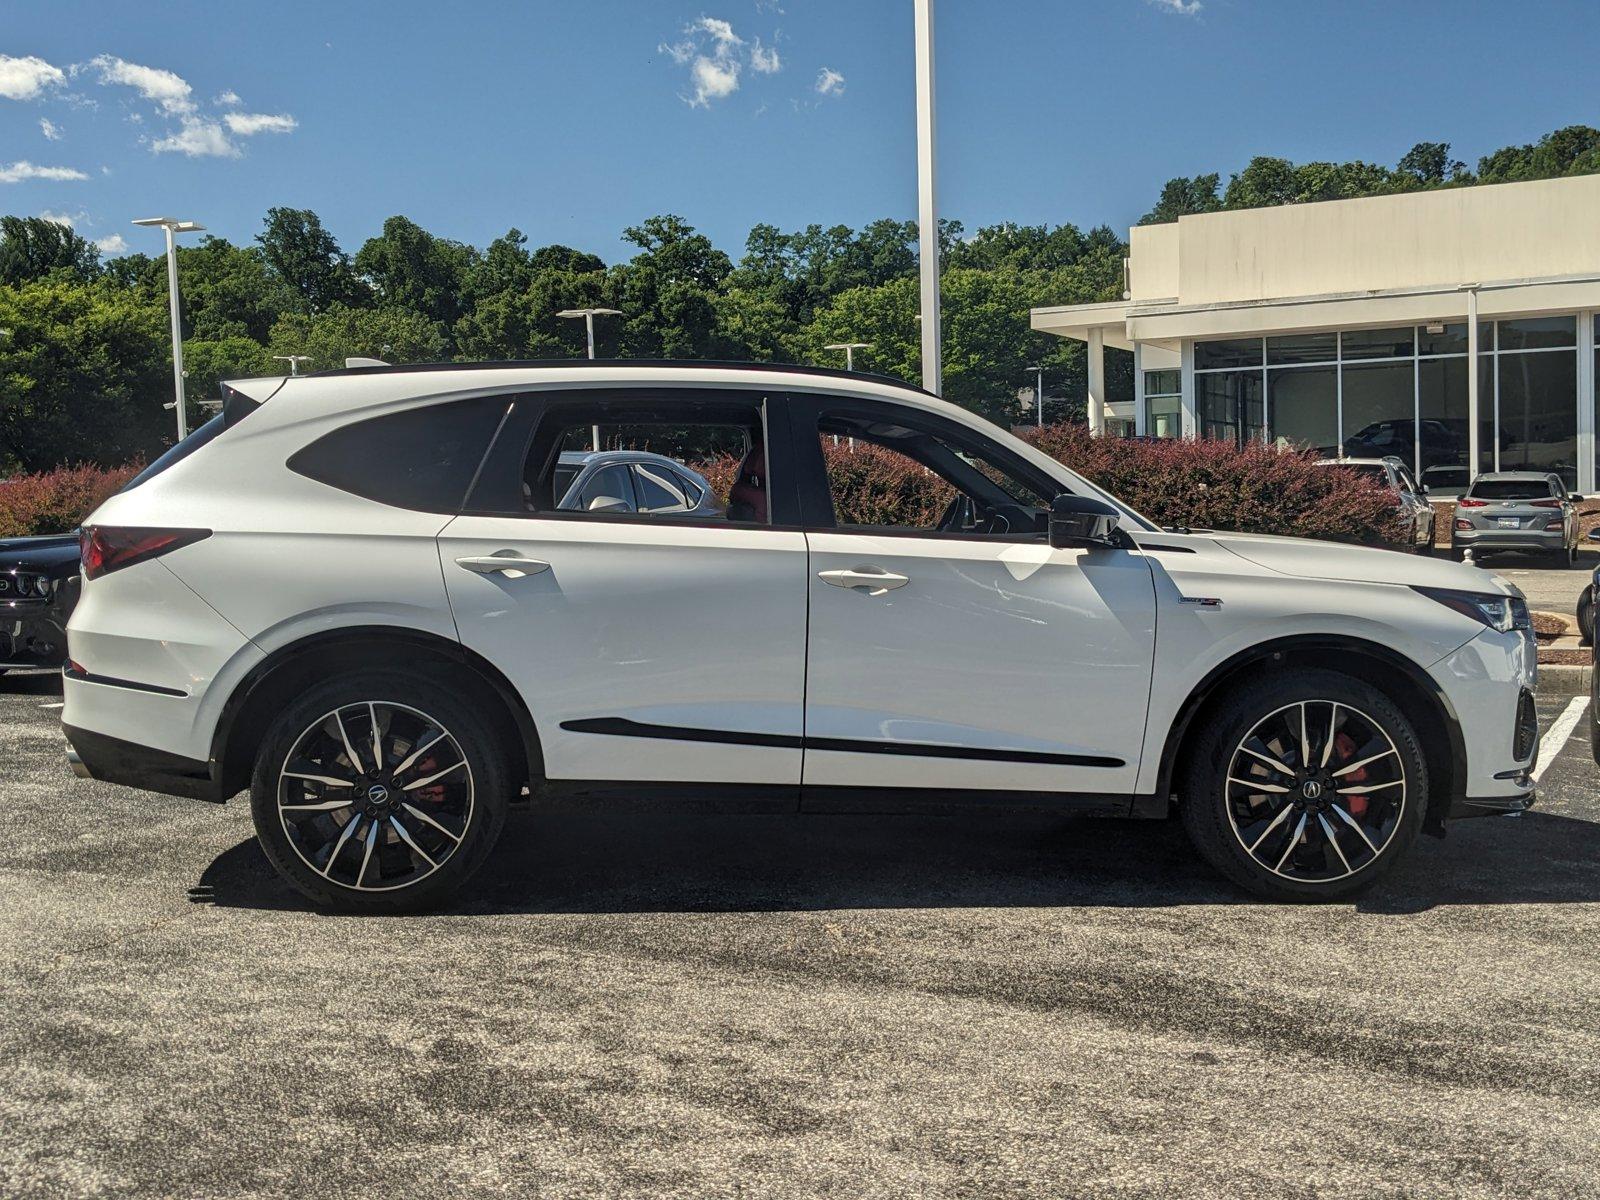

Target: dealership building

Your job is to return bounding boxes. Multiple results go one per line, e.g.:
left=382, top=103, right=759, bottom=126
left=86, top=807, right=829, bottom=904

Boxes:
left=1032, top=173, right=1600, bottom=493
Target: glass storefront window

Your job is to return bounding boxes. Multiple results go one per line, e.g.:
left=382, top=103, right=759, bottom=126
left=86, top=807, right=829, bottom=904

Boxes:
left=1266, top=332, right=1338, bottom=365
left=1417, top=357, right=1471, bottom=492
left=1142, top=370, right=1182, bottom=438
left=1267, top=366, right=1338, bottom=454
left=1416, top=322, right=1488, bottom=357
left=1340, top=361, right=1415, bottom=461
left=1497, top=316, right=1576, bottom=351
left=1194, top=339, right=1263, bottom=370
left=1197, top=371, right=1264, bottom=446
left=1340, top=327, right=1414, bottom=360
left=1496, top=349, right=1577, bottom=485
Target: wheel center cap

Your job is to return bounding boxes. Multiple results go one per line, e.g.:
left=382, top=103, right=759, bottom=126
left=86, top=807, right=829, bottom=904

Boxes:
left=366, top=783, right=391, bottom=807
left=1300, top=780, right=1325, bottom=801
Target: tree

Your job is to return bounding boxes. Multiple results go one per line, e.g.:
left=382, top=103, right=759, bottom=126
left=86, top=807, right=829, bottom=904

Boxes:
left=0, top=278, right=168, bottom=471
left=1396, top=142, right=1468, bottom=187
left=611, top=215, right=731, bottom=358
left=267, top=303, right=445, bottom=371
left=1138, top=174, right=1222, bottom=225
left=354, top=215, right=477, bottom=337
left=1478, top=124, right=1600, bottom=184
left=0, top=216, right=100, bottom=286
left=257, top=208, right=368, bottom=313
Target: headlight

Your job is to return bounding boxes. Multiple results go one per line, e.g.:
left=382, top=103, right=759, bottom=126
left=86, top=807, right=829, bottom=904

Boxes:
left=34, top=575, right=52, bottom=597
left=1412, top=586, right=1530, bottom=633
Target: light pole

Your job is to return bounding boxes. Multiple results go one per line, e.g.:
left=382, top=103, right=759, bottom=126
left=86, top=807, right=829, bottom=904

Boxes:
left=913, top=0, right=941, bottom=396
left=557, top=307, right=623, bottom=450
left=1026, top=365, right=1044, bottom=427
left=273, top=354, right=313, bottom=376
left=132, top=217, right=204, bottom=440
left=824, top=342, right=872, bottom=372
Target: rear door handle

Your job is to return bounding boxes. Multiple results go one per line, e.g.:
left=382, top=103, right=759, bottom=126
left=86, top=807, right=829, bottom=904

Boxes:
left=455, top=551, right=551, bottom=578
left=818, top=567, right=910, bottom=596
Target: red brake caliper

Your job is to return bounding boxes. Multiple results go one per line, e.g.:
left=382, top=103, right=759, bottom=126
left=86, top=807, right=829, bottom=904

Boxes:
left=1335, top=731, right=1369, bottom=816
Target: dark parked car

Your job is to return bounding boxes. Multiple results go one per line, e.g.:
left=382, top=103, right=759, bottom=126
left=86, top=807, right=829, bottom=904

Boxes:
left=1579, top=530, right=1597, bottom=647
left=0, top=531, right=81, bottom=675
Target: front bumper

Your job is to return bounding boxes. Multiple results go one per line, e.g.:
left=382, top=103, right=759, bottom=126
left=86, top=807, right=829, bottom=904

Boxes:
left=1429, top=630, right=1537, bottom=823
left=63, top=721, right=225, bottom=803
left=0, top=601, right=69, bottom=668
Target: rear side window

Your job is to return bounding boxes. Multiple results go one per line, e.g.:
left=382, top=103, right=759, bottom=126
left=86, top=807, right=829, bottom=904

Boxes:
left=289, top=396, right=509, bottom=512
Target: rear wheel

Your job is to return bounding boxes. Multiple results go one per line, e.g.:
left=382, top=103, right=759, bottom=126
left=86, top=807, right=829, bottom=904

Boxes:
left=250, top=670, right=511, bottom=911
left=1180, top=669, right=1427, bottom=902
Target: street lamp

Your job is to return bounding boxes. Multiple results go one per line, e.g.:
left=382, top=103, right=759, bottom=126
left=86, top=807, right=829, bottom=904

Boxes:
left=132, top=217, right=205, bottom=440
left=913, top=0, right=941, bottom=396
left=824, top=342, right=872, bottom=372
left=557, top=307, right=623, bottom=450
left=1026, top=365, right=1044, bottom=427
left=273, top=354, right=313, bottom=376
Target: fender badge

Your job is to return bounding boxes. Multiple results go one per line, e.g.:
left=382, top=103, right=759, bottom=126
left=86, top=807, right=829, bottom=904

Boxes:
left=1180, top=596, right=1223, bottom=607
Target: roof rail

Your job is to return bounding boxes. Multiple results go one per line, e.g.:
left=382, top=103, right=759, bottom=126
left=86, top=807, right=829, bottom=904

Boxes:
left=302, top=357, right=934, bottom=396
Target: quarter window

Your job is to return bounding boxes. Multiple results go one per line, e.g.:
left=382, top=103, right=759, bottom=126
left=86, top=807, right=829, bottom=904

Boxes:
left=287, top=396, right=508, bottom=512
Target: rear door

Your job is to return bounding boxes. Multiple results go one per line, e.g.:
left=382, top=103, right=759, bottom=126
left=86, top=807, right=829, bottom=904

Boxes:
left=439, top=389, right=809, bottom=788
left=791, top=395, right=1157, bottom=800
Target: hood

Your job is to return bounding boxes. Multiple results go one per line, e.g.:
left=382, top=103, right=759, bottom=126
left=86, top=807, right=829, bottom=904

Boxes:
left=1203, top=531, right=1520, bottom=597
left=0, top=531, right=81, bottom=570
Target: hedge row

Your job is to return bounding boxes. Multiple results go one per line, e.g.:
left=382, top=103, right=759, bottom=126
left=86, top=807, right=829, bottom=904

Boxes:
left=0, top=462, right=140, bottom=538
left=1, top=424, right=1405, bottom=547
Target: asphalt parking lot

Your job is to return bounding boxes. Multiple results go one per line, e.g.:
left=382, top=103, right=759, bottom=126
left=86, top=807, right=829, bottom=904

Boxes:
left=1479, top=547, right=1595, bottom=618
left=2, top=670, right=1597, bottom=1199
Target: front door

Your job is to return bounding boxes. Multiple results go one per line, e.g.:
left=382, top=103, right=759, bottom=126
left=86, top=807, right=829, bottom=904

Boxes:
left=793, top=398, right=1157, bottom=799
left=440, top=389, right=809, bottom=787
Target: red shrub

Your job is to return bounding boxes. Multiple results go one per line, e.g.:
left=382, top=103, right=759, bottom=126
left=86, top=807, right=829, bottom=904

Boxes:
left=1024, top=425, right=1407, bottom=546
left=0, top=462, right=141, bottom=538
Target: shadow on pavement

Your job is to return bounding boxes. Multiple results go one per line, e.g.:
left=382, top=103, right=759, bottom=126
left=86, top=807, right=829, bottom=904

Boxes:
left=190, top=804, right=1600, bottom=916
left=0, top=670, right=63, bottom=696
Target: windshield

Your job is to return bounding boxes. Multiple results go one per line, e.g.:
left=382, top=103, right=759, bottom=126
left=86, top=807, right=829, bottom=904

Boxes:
left=1470, top=480, right=1555, bottom=500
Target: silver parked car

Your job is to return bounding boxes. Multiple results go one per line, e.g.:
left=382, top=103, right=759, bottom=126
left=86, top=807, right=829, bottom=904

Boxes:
left=1314, top=456, right=1436, bottom=553
left=1451, top=471, right=1586, bottom=565
left=552, top=450, right=722, bottom=517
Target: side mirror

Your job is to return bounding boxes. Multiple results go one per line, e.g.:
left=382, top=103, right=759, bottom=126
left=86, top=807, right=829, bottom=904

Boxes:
left=1416, top=483, right=1429, bottom=496
left=1049, top=494, right=1121, bottom=550
left=587, top=495, right=632, bottom=514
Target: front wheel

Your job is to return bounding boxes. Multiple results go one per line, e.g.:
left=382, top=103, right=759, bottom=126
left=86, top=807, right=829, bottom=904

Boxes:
left=1180, top=670, right=1427, bottom=902
left=250, top=670, right=511, bottom=911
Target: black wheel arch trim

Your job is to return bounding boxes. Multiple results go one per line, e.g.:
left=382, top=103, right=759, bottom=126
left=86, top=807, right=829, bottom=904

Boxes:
left=211, top=625, right=543, bottom=800
left=1147, top=633, right=1467, bottom=830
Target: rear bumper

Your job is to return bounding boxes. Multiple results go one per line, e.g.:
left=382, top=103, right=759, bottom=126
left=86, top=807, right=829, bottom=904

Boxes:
left=62, top=721, right=224, bottom=803
left=1453, top=527, right=1564, bottom=552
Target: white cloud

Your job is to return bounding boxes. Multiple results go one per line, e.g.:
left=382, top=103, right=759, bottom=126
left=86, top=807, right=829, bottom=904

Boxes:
left=88, top=54, right=195, bottom=114
left=94, top=233, right=129, bottom=256
left=1147, top=0, right=1202, bottom=14
left=690, top=17, right=743, bottom=49
left=815, top=67, right=845, bottom=97
left=689, top=55, right=740, bottom=106
left=750, top=39, right=781, bottom=74
left=0, top=160, right=90, bottom=183
left=39, top=117, right=61, bottom=140
left=215, top=89, right=241, bottom=106
left=151, top=117, right=239, bottom=158
left=38, top=209, right=82, bottom=227
left=0, top=53, right=65, bottom=101
left=224, top=111, right=297, bottom=136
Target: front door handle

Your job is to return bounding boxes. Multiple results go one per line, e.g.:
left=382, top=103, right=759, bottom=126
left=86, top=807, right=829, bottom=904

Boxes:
left=455, top=551, right=551, bottom=578
left=818, top=567, right=910, bottom=596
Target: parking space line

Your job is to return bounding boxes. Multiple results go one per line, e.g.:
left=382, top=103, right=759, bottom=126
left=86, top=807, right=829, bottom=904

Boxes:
left=1533, top=696, right=1589, bottom=782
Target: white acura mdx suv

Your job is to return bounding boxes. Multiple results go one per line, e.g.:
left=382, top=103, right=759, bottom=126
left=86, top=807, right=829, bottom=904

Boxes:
left=62, top=362, right=1538, bottom=909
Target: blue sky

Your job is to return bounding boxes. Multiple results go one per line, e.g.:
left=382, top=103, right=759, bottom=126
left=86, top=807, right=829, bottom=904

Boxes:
left=3, top=0, right=1598, bottom=263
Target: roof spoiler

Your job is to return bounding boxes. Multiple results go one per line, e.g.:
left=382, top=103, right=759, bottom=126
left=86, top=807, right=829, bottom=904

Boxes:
left=345, top=357, right=389, bottom=368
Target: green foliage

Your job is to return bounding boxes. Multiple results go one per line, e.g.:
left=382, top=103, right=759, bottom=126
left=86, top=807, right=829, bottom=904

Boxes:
left=257, top=207, right=369, bottom=313
left=354, top=216, right=477, bottom=342
left=0, top=278, right=169, bottom=472
left=267, top=303, right=446, bottom=371
left=0, top=216, right=101, bottom=286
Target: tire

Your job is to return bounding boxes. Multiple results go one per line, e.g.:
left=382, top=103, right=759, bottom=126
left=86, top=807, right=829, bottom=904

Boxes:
left=1180, top=669, right=1428, bottom=902
left=250, top=669, right=511, bottom=912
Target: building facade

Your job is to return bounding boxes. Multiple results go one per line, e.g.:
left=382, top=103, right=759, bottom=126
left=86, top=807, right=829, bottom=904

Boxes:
left=1032, top=173, right=1600, bottom=493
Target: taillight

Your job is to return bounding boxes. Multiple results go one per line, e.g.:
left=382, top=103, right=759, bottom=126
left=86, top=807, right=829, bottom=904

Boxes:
left=1528, top=498, right=1561, bottom=509
left=81, top=526, right=211, bottom=580
left=1457, top=497, right=1488, bottom=508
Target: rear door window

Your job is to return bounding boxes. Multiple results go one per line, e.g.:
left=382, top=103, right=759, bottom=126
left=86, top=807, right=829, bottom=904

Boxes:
left=288, top=395, right=510, bottom=512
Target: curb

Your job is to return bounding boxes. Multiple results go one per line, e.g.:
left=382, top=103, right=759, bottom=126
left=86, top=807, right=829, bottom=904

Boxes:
left=1537, top=663, right=1593, bottom=697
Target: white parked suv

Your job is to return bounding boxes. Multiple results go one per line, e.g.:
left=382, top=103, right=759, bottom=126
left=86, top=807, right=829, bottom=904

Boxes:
left=63, top=362, right=1539, bottom=909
